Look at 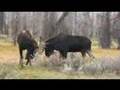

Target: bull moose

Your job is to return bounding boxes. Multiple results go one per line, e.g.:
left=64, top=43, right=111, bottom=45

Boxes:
left=44, top=33, right=95, bottom=59
left=17, top=30, right=39, bottom=67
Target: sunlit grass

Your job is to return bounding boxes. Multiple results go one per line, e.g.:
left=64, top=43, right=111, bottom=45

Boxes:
left=91, top=38, right=120, bottom=58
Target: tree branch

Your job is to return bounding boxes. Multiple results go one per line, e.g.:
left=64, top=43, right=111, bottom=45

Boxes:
left=56, top=12, right=69, bottom=27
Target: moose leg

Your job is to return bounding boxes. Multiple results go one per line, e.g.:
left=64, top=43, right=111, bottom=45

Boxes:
left=26, top=58, right=29, bottom=65
left=59, top=51, right=67, bottom=63
left=29, top=57, right=32, bottom=66
left=81, top=51, right=87, bottom=64
left=78, top=51, right=87, bottom=71
left=25, top=52, right=29, bottom=65
left=86, top=51, right=97, bottom=66
left=19, top=48, right=24, bottom=68
left=60, top=52, right=72, bottom=70
left=25, top=52, right=32, bottom=66
left=26, top=58, right=32, bottom=66
left=60, top=51, right=67, bottom=59
left=86, top=50, right=95, bottom=59
left=27, top=58, right=32, bottom=66
left=81, top=51, right=86, bottom=59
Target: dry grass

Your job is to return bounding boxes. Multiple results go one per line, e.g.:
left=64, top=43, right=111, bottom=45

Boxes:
left=0, top=40, right=19, bottom=64
left=0, top=38, right=120, bottom=79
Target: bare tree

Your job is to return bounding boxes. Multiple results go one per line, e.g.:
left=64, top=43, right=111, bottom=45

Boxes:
left=42, top=12, right=56, bottom=40
left=83, top=12, right=92, bottom=38
left=56, top=12, right=69, bottom=26
left=42, top=12, right=69, bottom=41
left=112, top=12, right=120, bottom=49
left=10, top=12, right=21, bottom=45
left=3, top=12, right=118, bottom=48
left=98, top=12, right=111, bottom=48
left=0, top=12, right=5, bottom=34
left=55, top=12, right=70, bottom=35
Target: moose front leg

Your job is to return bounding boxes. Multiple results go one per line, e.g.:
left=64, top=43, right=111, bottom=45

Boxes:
left=19, top=48, right=24, bottom=68
left=26, top=58, right=32, bottom=66
left=81, top=51, right=86, bottom=59
left=60, top=51, right=72, bottom=71
left=25, top=52, right=32, bottom=66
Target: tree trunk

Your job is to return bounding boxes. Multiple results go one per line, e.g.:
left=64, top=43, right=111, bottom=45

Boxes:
left=99, top=12, right=111, bottom=48
left=56, top=12, right=69, bottom=26
left=42, top=12, right=69, bottom=41
left=0, top=12, right=5, bottom=34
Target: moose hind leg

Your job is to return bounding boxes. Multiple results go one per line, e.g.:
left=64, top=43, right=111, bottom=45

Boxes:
left=86, top=50, right=95, bottom=59
left=19, top=58, right=24, bottom=68
left=26, top=59, right=29, bottom=65
left=25, top=52, right=32, bottom=66
left=29, top=58, right=32, bottom=66
left=26, top=58, right=32, bottom=66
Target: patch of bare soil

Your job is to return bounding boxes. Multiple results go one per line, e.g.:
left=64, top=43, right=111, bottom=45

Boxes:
left=0, top=46, right=19, bottom=64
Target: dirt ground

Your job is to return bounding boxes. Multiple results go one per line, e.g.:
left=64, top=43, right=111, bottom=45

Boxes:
left=0, top=45, right=19, bottom=64
left=0, top=44, right=120, bottom=64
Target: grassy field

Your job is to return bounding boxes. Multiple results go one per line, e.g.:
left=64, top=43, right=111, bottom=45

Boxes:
left=0, top=38, right=120, bottom=79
